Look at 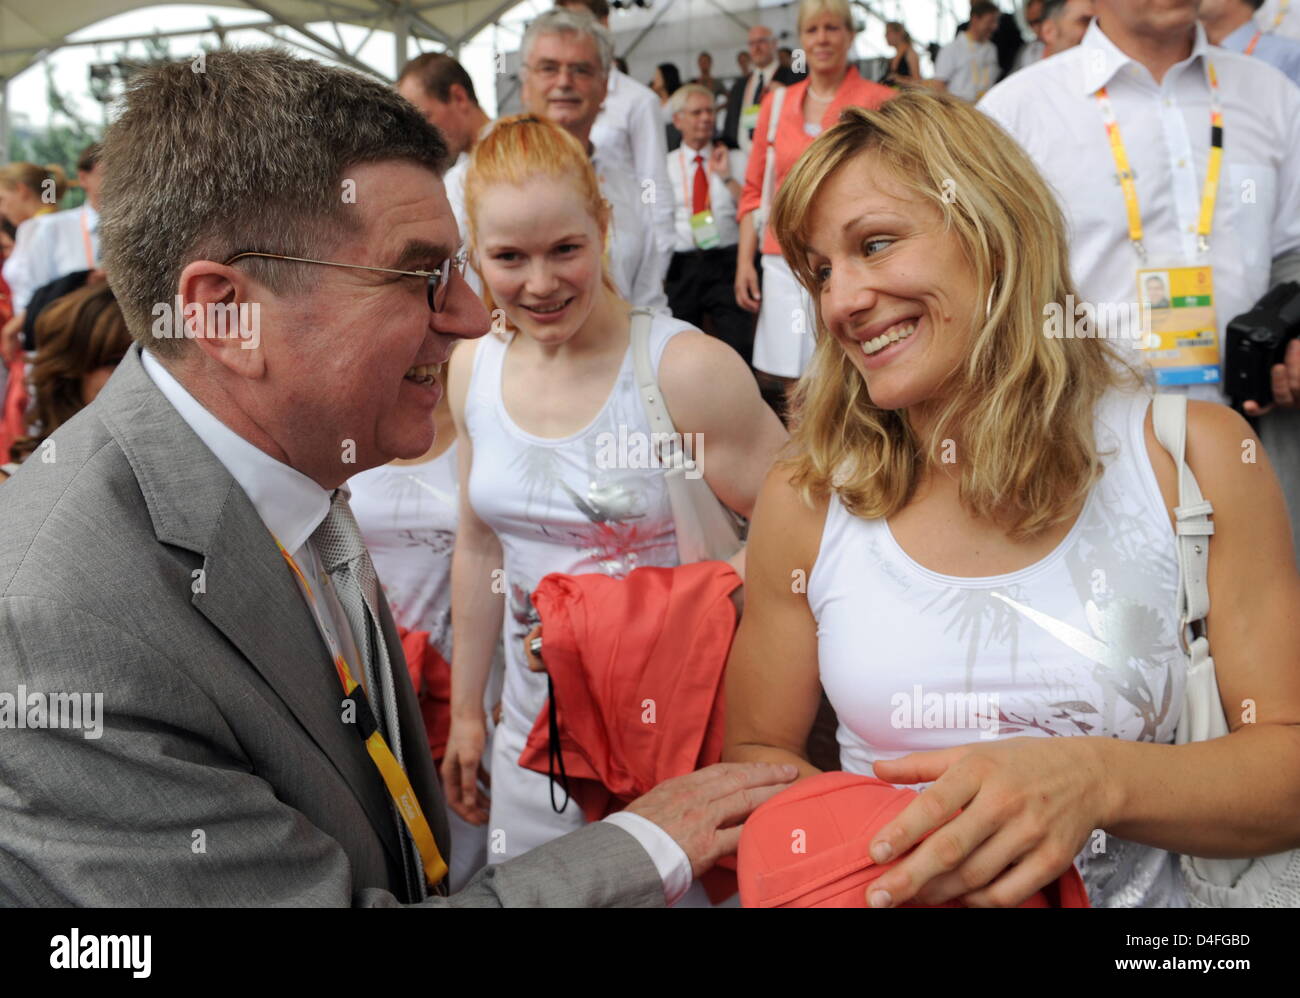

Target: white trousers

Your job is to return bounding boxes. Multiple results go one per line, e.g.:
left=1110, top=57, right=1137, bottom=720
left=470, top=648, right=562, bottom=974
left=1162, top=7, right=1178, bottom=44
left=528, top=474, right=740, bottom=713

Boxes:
left=752, top=253, right=816, bottom=379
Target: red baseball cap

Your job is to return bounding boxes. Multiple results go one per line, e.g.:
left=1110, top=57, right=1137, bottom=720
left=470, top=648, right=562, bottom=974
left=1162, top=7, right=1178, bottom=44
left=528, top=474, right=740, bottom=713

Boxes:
left=738, top=771, right=1089, bottom=908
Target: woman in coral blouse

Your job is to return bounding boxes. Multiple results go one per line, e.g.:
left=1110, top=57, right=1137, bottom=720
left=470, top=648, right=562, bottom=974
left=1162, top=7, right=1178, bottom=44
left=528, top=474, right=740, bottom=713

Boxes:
left=735, top=0, right=893, bottom=407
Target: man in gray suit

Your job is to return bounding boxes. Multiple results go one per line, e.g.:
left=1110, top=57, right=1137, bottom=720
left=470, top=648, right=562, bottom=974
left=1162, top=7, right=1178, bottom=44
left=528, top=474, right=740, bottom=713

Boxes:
left=0, top=49, right=795, bottom=907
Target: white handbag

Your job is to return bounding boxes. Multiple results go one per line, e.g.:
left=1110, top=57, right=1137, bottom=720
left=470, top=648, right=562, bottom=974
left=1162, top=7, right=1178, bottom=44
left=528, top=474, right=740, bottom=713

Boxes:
left=751, top=85, right=787, bottom=248
left=1152, top=393, right=1300, bottom=907
left=630, top=308, right=745, bottom=565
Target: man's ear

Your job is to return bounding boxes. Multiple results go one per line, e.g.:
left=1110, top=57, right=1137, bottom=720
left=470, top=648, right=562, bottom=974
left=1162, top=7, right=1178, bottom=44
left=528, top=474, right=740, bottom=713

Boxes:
left=172, top=260, right=268, bottom=379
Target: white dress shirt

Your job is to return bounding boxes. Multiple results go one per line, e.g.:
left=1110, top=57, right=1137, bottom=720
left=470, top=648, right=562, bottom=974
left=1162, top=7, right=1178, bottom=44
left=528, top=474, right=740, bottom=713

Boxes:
left=1257, top=0, right=1300, bottom=42
left=666, top=143, right=744, bottom=253
left=738, top=64, right=781, bottom=155
left=980, top=20, right=1300, bottom=404
left=934, top=30, right=999, bottom=101
left=593, top=146, right=671, bottom=313
left=1014, top=38, right=1045, bottom=72
left=139, top=347, right=688, bottom=902
left=1221, top=18, right=1300, bottom=87
left=590, top=67, right=675, bottom=276
left=2, top=204, right=99, bottom=313
left=441, top=152, right=483, bottom=296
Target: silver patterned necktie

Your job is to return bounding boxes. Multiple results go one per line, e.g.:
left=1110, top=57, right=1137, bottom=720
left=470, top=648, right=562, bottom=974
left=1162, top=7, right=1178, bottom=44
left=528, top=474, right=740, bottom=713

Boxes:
left=310, top=488, right=426, bottom=900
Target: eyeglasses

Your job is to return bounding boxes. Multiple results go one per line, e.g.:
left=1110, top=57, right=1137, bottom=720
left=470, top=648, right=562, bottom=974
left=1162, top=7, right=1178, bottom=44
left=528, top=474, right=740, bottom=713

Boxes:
left=222, top=249, right=467, bottom=313
left=524, top=60, right=601, bottom=82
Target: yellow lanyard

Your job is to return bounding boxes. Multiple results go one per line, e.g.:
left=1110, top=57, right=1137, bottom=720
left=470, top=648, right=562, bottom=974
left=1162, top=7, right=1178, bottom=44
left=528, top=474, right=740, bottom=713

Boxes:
left=964, top=33, right=992, bottom=96
left=1094, top=60, right=1223, bottom=260
left=275, top=537, right=447, bottom=891
left=1271, top=0, right=1292, bottom=31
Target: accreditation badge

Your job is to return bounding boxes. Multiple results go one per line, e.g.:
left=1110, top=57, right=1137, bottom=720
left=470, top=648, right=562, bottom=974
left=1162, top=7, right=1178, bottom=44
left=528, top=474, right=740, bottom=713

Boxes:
left=1136, top=264, right=1220, bottom=386
left=741, top=104, right=761, bottom=139
left=690, top=210, right=721, bottom=250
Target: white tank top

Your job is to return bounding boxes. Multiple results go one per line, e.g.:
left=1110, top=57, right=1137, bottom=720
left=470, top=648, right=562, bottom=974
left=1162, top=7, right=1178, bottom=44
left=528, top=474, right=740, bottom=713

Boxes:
left=348, top=442, right=459, bottom=661
left=465, top=315, right=690, bottom=735
left=808, top=388, right=1187, bottom=908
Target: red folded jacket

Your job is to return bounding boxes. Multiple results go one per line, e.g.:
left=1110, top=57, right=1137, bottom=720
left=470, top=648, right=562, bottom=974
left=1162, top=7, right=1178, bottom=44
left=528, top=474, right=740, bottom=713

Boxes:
left=519, top=561, right=742, bottom=817
left=519, top=561, right=743, bottom=902
left=739, top=771, right=1090, bottom=908
left=397, top=625, right=452, bottom=765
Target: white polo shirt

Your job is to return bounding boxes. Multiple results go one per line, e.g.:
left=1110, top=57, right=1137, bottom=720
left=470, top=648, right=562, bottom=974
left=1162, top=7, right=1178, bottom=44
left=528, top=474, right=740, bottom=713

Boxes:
left=592, top=146, right=670, bottom=313
left=934, top=30, right=999, bottom=101
left=1257, top=0, right=1300, bottom=42
left=980, top=20, right=1300, bottom=403
left=2, top=205, right=99, bottom=313
left=589, top=67, right=675, bottom=277
left=666, top=143, right=744, bottom=253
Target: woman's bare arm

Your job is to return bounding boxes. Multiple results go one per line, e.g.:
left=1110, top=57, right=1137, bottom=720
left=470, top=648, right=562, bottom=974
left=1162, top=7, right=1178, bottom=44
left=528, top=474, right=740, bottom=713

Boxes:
left=721, top=463, right=827, bottom=779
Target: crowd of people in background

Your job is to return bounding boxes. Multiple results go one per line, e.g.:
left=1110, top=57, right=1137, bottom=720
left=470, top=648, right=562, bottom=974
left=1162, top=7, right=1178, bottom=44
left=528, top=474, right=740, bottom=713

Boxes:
left=4, top=0, right=1300, bottom=909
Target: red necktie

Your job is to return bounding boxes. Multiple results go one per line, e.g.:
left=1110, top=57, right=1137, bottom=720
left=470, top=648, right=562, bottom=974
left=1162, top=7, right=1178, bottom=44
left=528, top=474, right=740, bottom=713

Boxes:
left=692, top=154, right=709, bottom=214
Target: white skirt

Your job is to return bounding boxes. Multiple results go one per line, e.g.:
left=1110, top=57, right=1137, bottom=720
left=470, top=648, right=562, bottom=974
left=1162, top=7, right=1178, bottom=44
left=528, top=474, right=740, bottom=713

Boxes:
left=752, top=253, right=816, bottom=379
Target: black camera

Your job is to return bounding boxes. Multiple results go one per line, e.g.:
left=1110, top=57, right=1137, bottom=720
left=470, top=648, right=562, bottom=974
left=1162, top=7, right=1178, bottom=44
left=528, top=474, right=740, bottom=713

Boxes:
left=1225, top=282, right=1300, bottom=411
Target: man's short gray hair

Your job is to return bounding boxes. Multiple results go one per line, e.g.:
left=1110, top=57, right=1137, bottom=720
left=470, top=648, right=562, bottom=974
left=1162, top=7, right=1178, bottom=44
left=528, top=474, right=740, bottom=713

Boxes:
left=521, top=8, right=614, bottom=77
left=99, top=47, right=447, bottom=358
left=668, top=83, right=715, bottom=118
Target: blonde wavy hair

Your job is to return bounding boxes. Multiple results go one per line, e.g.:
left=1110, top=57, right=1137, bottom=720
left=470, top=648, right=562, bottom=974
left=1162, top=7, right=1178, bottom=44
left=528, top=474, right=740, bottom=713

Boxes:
left=464, top=113, right=619, bottom=337
left=770, top=90, right=1140, bottom=541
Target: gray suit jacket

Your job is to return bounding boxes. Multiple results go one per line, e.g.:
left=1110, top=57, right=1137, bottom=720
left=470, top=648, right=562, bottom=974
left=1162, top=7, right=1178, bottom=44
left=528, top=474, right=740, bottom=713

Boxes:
left=0, top=345, right=663, bottom=907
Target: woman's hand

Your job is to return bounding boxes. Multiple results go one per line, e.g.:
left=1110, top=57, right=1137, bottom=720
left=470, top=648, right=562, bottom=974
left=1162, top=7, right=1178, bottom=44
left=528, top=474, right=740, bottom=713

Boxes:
left=866, top=736, right=1113, bottom=907
left=734, top=257, right=761, bottom=313
left=440, top=713, right=491, bottom=826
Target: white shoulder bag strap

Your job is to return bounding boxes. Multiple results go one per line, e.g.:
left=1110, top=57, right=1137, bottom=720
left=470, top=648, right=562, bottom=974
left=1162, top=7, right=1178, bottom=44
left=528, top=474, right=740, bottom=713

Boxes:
left=630, top=308, right=743, bottom=564
left=754, top=85, right=787, bottom=245
left=1151, top=394, right=1224, bottom=746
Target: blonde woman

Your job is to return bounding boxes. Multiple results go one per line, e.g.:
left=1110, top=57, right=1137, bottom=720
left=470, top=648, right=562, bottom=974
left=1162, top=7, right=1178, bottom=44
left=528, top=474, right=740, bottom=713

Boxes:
left=442, top=115, right=787, bottom=879
left=735, top=0, right=893, bottom=407
left=722, top=91, right=1300, bottom=907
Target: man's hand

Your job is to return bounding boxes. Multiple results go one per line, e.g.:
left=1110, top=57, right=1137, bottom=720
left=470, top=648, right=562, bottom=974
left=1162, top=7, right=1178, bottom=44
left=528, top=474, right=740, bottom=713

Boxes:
left=625, top=762, right=797, bottom=878
left=707, top=143, right=731, bottom=179
left=1243, top=339, right=1300, bottom=416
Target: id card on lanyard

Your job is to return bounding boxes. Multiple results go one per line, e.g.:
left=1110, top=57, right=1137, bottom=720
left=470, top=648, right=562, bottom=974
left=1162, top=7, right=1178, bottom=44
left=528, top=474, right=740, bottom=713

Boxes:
left=1095, top=60, right=1223, bottom=386
left=274, top=536, right=448, bottom=890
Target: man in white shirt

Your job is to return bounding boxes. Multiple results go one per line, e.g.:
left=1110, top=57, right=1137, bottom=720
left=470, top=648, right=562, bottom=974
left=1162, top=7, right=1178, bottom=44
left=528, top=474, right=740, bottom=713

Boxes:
left=1041, top=0, right=1096, bottom=57
left=934, top=1, right=1003, bottom=100
left=980, top=0, right=1300, bottom=558
left=1014, top=0, right=1048, bottom=70
left=722, top=24, right=798, bottom=160
left=1203, top=0, right=1300, bottom=87
left=521, top=8, right=669, bottom=312
left=664, top=84, right=752, bottom=359
left=397, top=53, right=493, bottom=242
left=1256, top=0, right=1300, bottom=39
left=557, top=0, right=675, bottom=278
